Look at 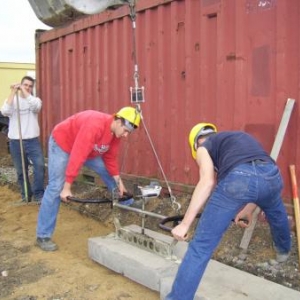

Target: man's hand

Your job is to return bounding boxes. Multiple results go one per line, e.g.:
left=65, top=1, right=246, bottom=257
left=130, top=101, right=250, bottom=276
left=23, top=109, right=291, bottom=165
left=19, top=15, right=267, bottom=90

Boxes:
left=171, top=223, right=189, bottom=241
left=10, top=83, right=30, bottom=98
left=60, top=182, right=72, bottom=203
left=234, top=203, right=257, bottom=228
left=113, top=176, right=127, bottom=196
left=10, top=83, right=21, bottom=92
left=235, top=215, right=251, bottom=228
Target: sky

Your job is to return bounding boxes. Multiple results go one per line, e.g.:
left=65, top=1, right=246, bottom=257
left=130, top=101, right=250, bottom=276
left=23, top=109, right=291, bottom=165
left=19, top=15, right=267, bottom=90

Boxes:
left=0, top=0, right=52, bottom=63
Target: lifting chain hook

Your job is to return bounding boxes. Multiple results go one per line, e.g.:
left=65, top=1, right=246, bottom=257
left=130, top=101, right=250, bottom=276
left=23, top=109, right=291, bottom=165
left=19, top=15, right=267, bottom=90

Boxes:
left=170, top=195, right=181, bottom=213
left=126, top=0, right=136, bottom=22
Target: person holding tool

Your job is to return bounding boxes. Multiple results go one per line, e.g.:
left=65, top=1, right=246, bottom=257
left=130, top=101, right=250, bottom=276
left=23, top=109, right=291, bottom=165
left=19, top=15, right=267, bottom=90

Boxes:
left=165, top=123, right=291, bottom=300
left=1, top=76, right=45, bottom=203
left=36, top=107, right=141, bottom=251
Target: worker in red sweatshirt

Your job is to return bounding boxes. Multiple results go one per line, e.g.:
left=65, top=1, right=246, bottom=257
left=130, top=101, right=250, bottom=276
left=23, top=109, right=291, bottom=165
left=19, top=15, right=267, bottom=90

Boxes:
left=36, top=107, right=141, bottom=251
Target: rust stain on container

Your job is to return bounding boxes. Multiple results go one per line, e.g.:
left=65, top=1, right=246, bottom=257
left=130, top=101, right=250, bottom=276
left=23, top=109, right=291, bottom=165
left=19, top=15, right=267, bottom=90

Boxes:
left=35, top=0, right=300, bottom=203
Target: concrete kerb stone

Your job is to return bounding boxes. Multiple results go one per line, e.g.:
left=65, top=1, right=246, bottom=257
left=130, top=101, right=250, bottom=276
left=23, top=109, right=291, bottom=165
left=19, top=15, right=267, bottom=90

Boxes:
left=160, top=259, right=300, bottom=300
left=88, top=225, right=300, bottom=300
left=88, top=233, right=179, bottom=291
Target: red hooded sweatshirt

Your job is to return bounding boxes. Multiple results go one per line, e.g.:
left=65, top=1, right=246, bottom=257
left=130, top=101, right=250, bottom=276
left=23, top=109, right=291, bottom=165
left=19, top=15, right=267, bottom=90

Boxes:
left=52, top=110, right=120, bottom=184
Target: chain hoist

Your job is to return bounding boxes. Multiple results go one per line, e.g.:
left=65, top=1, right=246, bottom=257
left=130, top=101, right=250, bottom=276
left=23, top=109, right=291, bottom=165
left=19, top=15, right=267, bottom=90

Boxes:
left=125, top=0, right=181, bottom=213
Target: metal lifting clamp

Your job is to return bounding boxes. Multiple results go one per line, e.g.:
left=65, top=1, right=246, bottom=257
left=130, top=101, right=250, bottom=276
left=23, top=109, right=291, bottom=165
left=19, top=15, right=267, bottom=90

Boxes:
left=112, top=186, right=180, bottom=260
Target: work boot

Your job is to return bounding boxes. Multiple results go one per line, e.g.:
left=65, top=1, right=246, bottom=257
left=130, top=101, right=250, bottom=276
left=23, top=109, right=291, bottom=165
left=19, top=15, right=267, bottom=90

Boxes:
left=10, top=197, right=32, bottom=207
left=276, top=252, right=290, bottom=263
left=118, top=197, right=134, bottom=206
left=273, top=243, right=290, bottom=263
left=21, top=197, right=32, bottom=202
left=33, top=196, right=42, bottom=204
left=36, top=237, right=58, bottom=251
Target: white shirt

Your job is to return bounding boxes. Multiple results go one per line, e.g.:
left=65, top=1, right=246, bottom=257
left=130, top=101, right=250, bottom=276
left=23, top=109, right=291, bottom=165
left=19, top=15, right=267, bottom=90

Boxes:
left=1, top=95, right=42, bottom=139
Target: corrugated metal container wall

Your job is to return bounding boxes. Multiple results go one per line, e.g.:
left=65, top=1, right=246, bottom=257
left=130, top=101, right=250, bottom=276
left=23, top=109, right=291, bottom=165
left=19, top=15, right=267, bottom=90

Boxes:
left=36, top=0, right=300, bottom=207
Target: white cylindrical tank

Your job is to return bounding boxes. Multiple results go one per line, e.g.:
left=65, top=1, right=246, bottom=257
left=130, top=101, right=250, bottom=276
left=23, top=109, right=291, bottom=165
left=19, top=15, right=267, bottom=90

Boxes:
left=28, top=0, right=127, bottom=27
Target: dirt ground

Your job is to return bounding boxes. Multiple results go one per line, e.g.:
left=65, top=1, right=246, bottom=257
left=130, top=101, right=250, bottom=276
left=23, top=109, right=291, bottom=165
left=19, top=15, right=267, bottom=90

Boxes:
left=1, top=146, right=300, bottom=299
left=0, top=184, right=161, bottom=300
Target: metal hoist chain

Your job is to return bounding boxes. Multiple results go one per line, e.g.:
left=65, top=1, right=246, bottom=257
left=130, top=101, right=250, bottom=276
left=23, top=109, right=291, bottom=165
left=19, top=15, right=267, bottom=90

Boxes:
left=128, top=1, right=139, bottom=92
left=125, top=0, right=181, bottom=213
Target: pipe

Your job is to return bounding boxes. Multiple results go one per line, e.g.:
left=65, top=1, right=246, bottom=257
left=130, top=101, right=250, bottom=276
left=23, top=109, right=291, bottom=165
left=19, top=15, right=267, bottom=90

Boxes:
left=113, top=202, right=166, bottom=219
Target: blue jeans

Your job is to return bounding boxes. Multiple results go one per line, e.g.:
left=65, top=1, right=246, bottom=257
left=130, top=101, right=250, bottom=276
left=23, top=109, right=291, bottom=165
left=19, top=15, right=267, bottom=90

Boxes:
left=166, top=162, right=291, bottom=300
left=36, top=135, right=117, bottom=238
left=10, top=138, right=45, bottom=200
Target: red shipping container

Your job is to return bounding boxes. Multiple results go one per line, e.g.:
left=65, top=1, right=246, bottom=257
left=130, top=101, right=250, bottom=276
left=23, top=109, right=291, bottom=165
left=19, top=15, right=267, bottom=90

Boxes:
left=35, top=0, right=300, bottom=209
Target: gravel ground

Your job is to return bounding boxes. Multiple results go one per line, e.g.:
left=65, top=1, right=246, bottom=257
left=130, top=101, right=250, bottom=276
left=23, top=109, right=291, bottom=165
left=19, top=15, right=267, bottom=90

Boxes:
left=0, top=154, right=299, bottom=292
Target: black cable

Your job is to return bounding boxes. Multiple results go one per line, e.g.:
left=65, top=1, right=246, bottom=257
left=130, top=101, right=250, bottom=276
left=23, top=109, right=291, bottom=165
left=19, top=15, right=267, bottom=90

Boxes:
left=159, top=214, right=249, bottom=232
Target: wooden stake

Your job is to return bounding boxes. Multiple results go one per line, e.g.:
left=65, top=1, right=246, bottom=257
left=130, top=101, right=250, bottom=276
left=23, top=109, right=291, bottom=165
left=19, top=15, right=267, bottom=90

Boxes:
left=289, top=165, right=300, bottom=267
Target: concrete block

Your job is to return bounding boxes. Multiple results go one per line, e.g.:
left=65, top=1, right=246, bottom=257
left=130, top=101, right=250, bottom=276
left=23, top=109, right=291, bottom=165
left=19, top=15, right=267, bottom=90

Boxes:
left=89, top=225, right=300, bottom=300
left=125, top=224, right=188, bottom=260
left=160, top=259, right=300, bottom=300
left=88, top=232, right=178, bottom=291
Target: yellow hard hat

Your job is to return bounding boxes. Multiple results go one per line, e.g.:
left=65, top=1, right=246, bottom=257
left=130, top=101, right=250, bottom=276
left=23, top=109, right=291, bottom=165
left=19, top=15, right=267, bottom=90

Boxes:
left=188, top=123, right=217, bottom=159
left=115, top=106, right=141, bottom=131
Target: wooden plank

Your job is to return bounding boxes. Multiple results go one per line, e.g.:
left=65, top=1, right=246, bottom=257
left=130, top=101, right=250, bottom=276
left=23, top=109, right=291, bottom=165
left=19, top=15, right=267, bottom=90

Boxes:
left=239, top=98, right=295, bottom=250
left=269, top=98, right=296, bottom=160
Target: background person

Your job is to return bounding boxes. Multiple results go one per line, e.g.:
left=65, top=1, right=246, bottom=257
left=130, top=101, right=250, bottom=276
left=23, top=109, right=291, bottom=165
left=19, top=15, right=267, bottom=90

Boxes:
left=166, top=123, right=291, bottom=300
left=1, top=76, right=45, bottom=202
left=36, top=107, right=141, bottom=251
